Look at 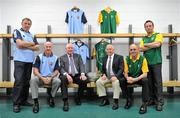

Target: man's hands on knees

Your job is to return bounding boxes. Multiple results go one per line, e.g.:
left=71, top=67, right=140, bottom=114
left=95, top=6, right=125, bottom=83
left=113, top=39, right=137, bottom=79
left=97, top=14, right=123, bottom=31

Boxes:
left=110, top=76, right=118, bottom=82
left=47, top=77, right=53, bottom=84
left=66, top=74, right=73, bottom=83
left=80, top=73, right=87, bottom=80
left=127, top=77, right=138, bottom=84
left=41, top=77, right=52, bottom=85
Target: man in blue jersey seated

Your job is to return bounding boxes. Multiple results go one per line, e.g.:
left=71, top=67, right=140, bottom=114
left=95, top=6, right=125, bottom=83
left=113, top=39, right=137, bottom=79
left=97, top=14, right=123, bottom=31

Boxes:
left=30, top=42, right=61, bottom=113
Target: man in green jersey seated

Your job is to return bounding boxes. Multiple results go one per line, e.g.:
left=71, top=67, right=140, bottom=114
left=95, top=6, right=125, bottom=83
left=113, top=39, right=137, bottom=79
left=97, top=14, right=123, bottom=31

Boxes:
left=120, top=44, right=149, bottom=114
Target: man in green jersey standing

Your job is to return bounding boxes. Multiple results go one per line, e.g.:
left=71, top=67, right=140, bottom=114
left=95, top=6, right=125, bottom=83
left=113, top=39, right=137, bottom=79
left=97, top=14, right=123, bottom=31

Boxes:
left=140, top=20, right=164, bottom=111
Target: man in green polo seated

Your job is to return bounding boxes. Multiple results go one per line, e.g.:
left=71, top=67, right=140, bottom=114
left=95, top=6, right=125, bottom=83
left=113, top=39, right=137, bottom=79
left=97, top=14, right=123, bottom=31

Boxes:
left=120, top=44, right=149, bottom=114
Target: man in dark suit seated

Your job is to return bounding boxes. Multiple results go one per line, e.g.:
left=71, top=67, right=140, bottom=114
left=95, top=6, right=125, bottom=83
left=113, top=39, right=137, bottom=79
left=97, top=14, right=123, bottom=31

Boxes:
left=120, top=44, right=149, bottom=114
left=96, top=44, right=124, bottom=110
left=59, top=43, right=89, bottom=112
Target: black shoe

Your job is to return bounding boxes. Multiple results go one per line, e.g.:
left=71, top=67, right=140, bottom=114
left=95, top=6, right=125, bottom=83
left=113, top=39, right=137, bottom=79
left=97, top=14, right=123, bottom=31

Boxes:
left=13, top=105, right=20, bottom=113
left=156, top=104, right=163, bottom=111
left=32, top=103, right=39, bottom=113
left=139, top=103, right=147, bottom=114
left=75, top=98, right=81, bottom=105
left=99, top=99, right=110, bottom=106
left=63, top=101, right=69, bottom=112
left=112, top=102, right=119, bottom=110
left=147, top=99, right=155, bottom=106
left=48, top=97, right=55, bottom=107
left=124, top=100, right=132, bottom=109
left=21, top=101, right=33, bottom=106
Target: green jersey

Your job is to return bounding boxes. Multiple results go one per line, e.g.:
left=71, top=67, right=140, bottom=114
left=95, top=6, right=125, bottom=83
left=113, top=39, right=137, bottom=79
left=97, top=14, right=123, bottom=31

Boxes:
left=143, top=33, right=162, bottom=65
left=95, top=41, right=109, bottom=72
left=100, top=10, right=117, bottom=33
left=126, top=55, right=144, bottom=78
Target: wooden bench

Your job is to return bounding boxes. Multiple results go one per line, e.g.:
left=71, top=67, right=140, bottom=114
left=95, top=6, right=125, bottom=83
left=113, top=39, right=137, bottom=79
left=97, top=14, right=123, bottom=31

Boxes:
left=87, top=81, right=180, bottom=88
left=0, top=81, right=14, bottom=88
left=87, top=82, right=140, bottom=88
left=0, top=81, right=79, bottom=88
left=43, top=83, right=79, bottom=88
left=163, top=81, right=180, bottom=87
left=1, top=80, right=180, bottom=89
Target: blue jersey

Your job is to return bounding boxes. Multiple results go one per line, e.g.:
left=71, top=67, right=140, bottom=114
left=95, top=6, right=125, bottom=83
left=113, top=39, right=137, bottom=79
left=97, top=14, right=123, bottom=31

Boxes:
left=73, top=41, right=89, bottom=64
left=33, top=53, right=59, bottom=77
left=65, top=9, right=87, bottom=34
left=13, top=28, right=38, bottom=63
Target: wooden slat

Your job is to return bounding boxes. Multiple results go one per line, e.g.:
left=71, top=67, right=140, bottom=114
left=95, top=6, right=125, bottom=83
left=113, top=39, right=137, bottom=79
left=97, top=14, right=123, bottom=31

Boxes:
left=163, top=81, right=180, bottom=87
left=87, top=81, right=180, bottom=88
left=67, top=83, right=79, bottom=88
left=43, top=83, right=78, bottom=88
left=43, top=83, right=79, bottom=88
left=133, top=33, right=146, bottom=38
left=0, top=81, right=14, bottom=88
left=1, top=81, right=180, bottom=88
left=0, top=82, right=79, bottom=88
left=127, top=84, right=141, bottom=87
left=89, top=33, right=134, bottom=38
left=35, top=34, right=47, bottom=38
left=87, top=82, right=140, bottom=88
left=2, top=34, right=13, bottom=38
left=176, top=33, right=180, bottom=37
left=1, top=33, right=180, bottom=38
left=162, top=33, right=177, bottom=37
left=29, top=33, right=180, bottom=38
left=47, top=34, right=90, bottom=38
left=40, top=33, right=134, bottom=38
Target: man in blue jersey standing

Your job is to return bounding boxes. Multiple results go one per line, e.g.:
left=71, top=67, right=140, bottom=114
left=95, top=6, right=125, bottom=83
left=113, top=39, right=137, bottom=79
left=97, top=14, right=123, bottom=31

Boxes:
left=13, top=18, right=40, bottom=113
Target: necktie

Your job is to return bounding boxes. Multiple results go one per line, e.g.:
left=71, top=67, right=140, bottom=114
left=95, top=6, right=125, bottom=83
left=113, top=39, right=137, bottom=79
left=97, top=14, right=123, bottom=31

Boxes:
left=70, top=56, right=76, bottom=76
left=107, top=56, right=111, bottom=78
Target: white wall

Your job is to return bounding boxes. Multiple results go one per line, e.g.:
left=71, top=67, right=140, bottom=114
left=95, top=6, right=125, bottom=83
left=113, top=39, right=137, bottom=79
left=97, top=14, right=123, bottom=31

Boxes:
left=0, top=3, right=2, bottom=32
left=0, top=0, right=179, bottom=33
left=178, top=0, right=180, bottom=31
left=178, top=1, right=180, bottom=88
left=0, top=3, right=2, bottom=83
left=0, top=0, right=179, bottom=86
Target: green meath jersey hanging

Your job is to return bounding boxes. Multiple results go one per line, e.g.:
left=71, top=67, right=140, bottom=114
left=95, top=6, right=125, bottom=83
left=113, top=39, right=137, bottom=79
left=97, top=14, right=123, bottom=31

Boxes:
left=98, top=7, right=120, bottom=33
left=93, top=40, right=109, bottom=73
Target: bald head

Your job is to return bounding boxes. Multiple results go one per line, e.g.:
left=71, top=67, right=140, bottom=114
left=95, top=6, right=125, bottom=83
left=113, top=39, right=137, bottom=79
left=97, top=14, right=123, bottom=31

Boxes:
left=66, top=43, right=73, bottom=49
left=129, top=44, right=139, bottom=57
left=66, top=43, right=74, bottom=55
left=44, top=41, right=53, bottom=47
left=106, top=44, right=114, bottom=56
left=106, top=44, right=114, bottom=49
left=129, top=44, right=138, bottom=49
left=44, top=41, right=53, bottom=56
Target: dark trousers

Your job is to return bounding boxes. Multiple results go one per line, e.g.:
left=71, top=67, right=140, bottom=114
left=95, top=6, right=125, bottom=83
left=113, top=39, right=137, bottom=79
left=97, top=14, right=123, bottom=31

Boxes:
left=13, top=61, right=32, bottom=105
left=60, top=74, right=89, bottom=100
left=148, top=64, right=164, bottom=105
left=120, top=77, right=149, bottom=103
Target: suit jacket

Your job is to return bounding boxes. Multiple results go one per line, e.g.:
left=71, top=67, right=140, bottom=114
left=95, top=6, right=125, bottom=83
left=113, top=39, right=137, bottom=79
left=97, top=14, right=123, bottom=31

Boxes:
left=102, top=54, right=124, bottom=79
left=59, top=53, right=85, bottom=75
